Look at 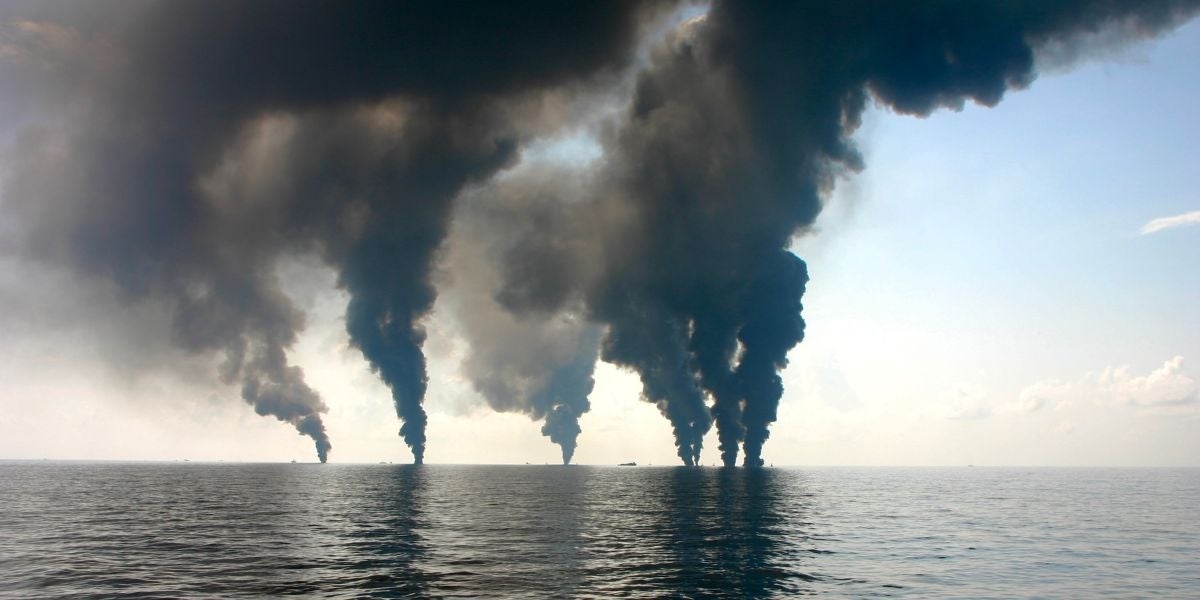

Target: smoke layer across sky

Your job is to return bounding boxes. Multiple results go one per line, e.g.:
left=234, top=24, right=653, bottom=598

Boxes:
left=1, top=1, right=1196, bottom=465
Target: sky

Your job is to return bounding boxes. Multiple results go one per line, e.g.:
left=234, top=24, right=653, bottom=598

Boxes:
left=0, top=3, right=1197, bottom=466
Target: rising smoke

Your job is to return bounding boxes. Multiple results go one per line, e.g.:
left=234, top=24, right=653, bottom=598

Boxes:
left=1, top=1, right=1195, bottom=464
left=0, top=0, right=652, bottom=463
left=438, top=162, right=605, bottom=465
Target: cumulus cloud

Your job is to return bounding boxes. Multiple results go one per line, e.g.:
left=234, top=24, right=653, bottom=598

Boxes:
left=792, top=354, right=861, bottom=412
left=1017, top=356, right=1198, bottom=413
left=945, top=385, right=995, bottom=421
left=1139, top=210, right=1200, bottom=235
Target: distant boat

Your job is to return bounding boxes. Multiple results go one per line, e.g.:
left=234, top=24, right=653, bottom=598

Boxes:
left=618, top=461, right=636, bottom=467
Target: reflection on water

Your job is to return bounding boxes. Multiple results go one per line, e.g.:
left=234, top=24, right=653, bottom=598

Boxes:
left=2, top=463, right=1198, bottom=598
left=338, top=465, right=432, bottom=596
left=576, top=467, right=816, bottom=597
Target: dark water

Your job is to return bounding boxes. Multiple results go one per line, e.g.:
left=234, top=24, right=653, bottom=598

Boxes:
left=1, top=463, right=1197, bottom=598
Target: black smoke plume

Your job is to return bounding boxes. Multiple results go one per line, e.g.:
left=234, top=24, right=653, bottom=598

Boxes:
left=439, top=164, right=605, bottom=464
left=0, top=0, right=651, bottom=462
left=2, top=1, right=1195, bottom=465
left=496, top=0, right=1199, bottom=466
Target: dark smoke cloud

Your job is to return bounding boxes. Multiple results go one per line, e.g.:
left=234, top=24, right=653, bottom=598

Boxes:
left=496, top=1, right=1199, bottom=466
left=2, top=1, right=1195, bottom=465
left=1, top=0, right=653, bottom=462
left=438, top=161, right=605, bottom=464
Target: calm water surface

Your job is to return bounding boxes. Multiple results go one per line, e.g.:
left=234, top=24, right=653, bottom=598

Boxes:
left=1, top=463, right=1197, bottom=598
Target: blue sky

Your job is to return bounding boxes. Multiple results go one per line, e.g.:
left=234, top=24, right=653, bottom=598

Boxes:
left=776, top=18, right=1200, bottom=466
left=806, top=17, right=1199, bottom=369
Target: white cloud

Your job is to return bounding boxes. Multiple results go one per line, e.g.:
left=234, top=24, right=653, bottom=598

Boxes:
left=1139, top=210, right=1200, bottom=235
left=1103, top=356, right=1197, bottom=408
left=791, top=353, right=862, bottom=412
left=1015, top=378, right=1077, bottom=412
left=945, top=384, right=994, bottom=420
left=1017, top=356, right=1198, bottom=413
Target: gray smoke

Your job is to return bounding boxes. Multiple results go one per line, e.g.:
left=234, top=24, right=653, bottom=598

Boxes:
left=438, top=159, right=608, bottom=464
left=2, top=1, right=1195, bottom=465
left=494, top=1, right=1200, bottom=466
left=0, top=0, right=653, bottom=462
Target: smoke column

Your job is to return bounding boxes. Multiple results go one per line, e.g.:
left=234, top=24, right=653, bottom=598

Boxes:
left=0, top=1, right=650, bottom=462
left=439, top=170, right=605, bottom=464
left=2, top=1, right=1196, bottom=464
left=496, top=0, right=1199, bottom=465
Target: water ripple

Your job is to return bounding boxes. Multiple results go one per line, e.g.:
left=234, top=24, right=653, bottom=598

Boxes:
left=1, top=463, right=1197, bottom=598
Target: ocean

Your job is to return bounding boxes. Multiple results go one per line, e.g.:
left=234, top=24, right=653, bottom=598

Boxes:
left=1, top=463, right=1197, bottom=598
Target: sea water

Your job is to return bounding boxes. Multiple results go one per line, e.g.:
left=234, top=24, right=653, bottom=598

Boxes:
left=1, top=463, right=1197, bottom=598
